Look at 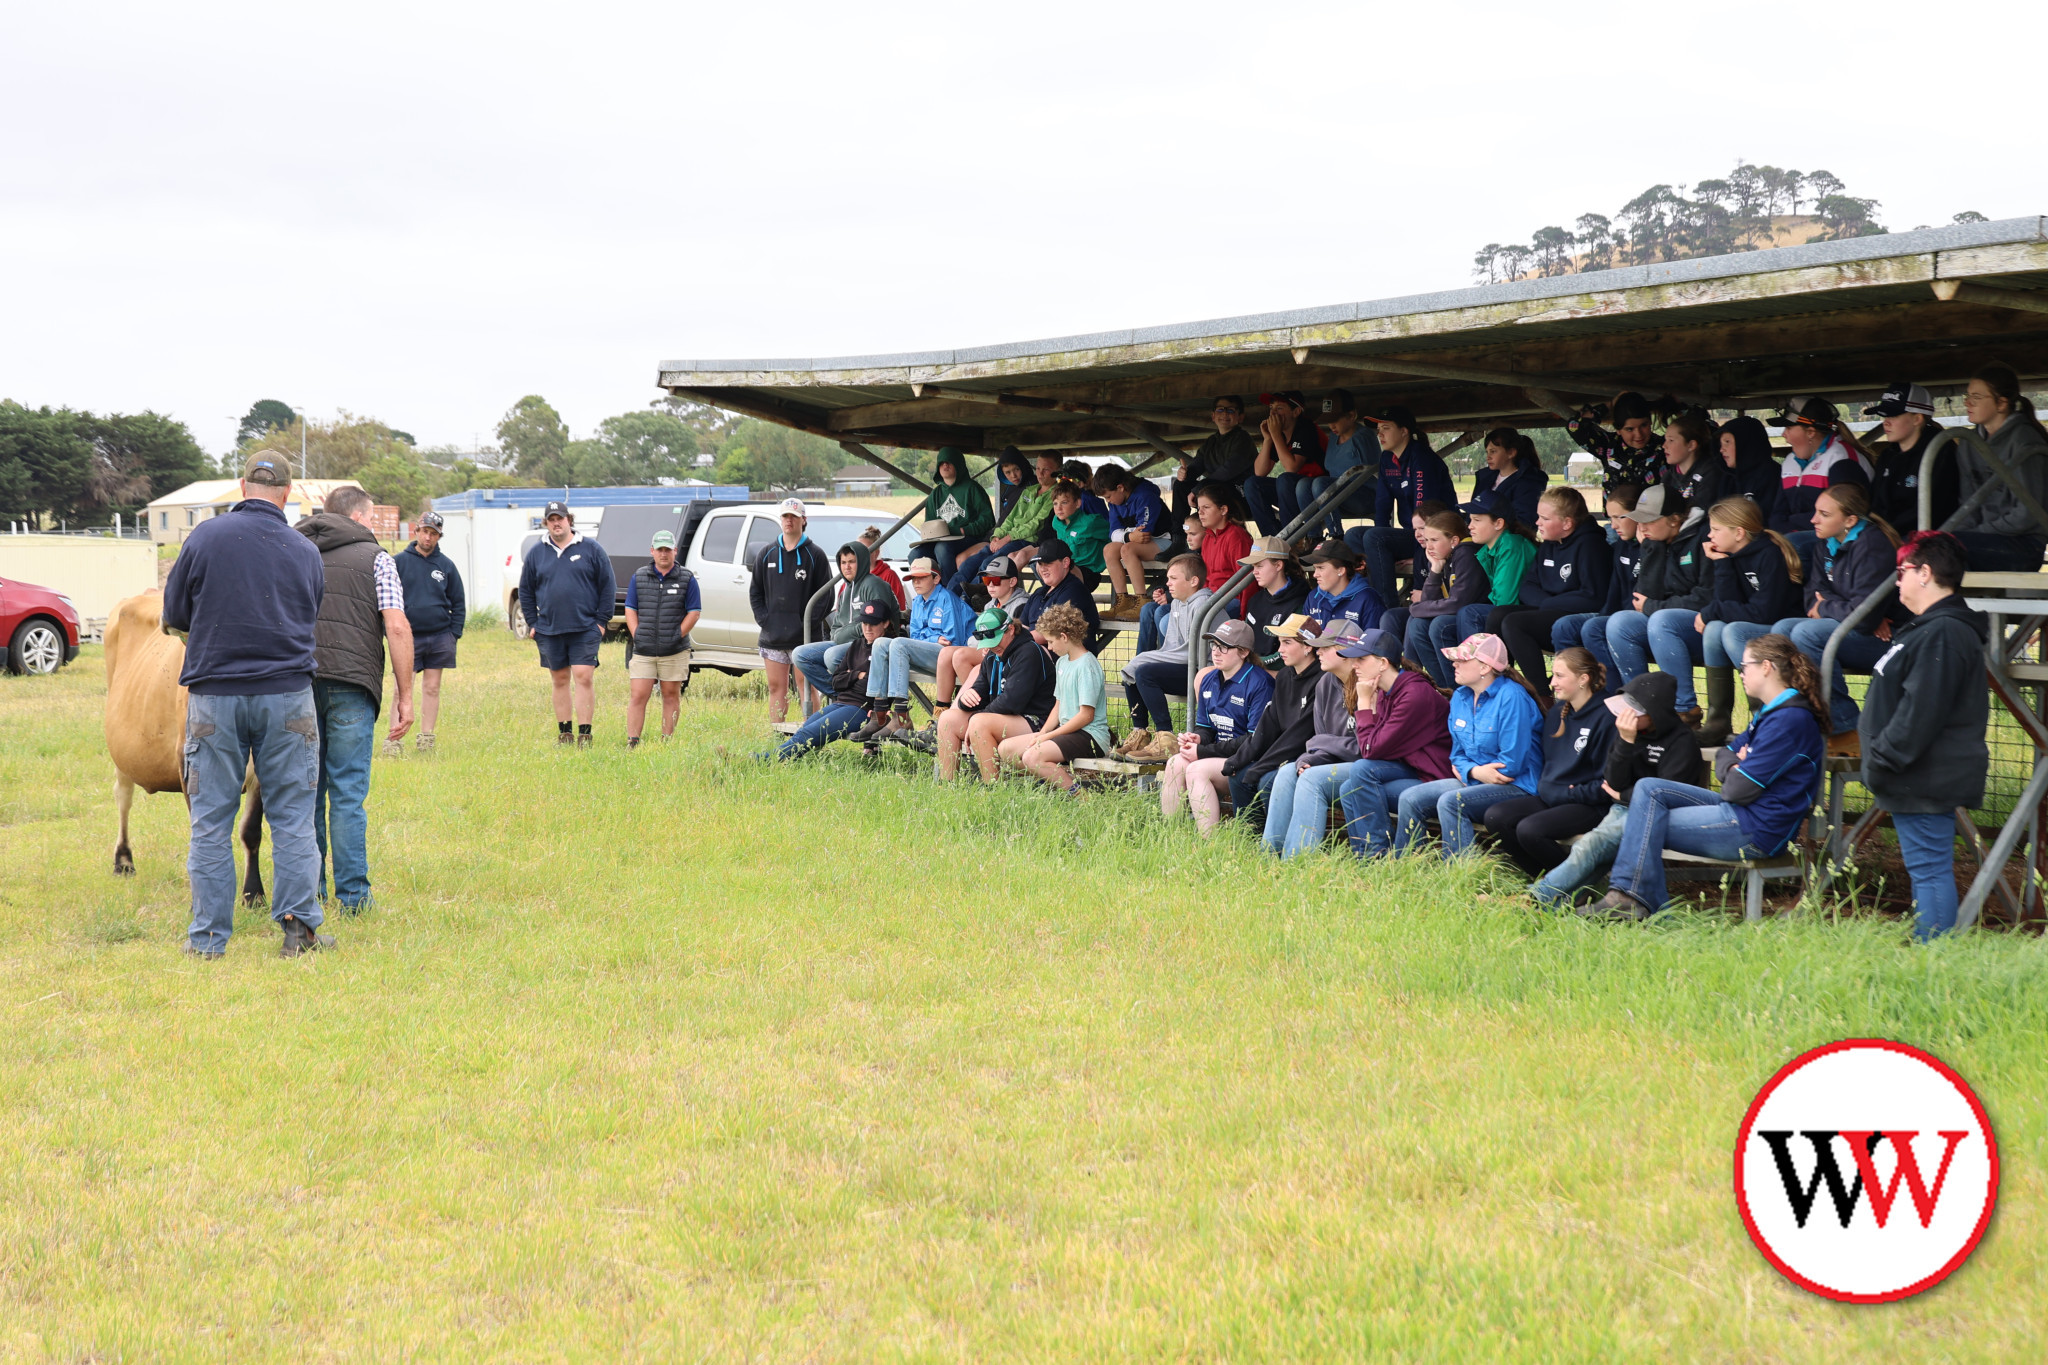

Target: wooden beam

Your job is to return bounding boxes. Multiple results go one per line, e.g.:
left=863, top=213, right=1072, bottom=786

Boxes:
left=909, top=383, right=1215, bottom=431
left=1933, top=279, right=2048, bottom=317
left=1294, top=347, right=1712, bottom=411
left=837, top=441, right=932, bottom=495
left=1114, top=421, right=1201, bottom=474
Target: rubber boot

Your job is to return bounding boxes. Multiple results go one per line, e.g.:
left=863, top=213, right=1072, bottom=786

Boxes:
left=1697, top=666, right=1736, bottom=747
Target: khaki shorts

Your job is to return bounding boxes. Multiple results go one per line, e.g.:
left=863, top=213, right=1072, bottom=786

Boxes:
left=629, top=649, right=692, bottom=682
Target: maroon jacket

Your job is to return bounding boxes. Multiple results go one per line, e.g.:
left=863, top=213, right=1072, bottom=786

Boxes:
left=1353, top=667, right=1454, bottom=780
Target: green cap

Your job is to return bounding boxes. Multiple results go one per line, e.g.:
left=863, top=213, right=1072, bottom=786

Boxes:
left=241, top=449, right=292, bottom=486
left=649, top=529, right=676, bottom=549
left=971, top=606, right=1010, bottom=647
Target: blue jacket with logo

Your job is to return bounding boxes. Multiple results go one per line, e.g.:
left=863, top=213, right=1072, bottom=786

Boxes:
left=1305, top=574, right=1384, bottom=633
left=1374, top=441, right=1457, bottom=529
left=519, top=535, right=617, bottom=637
left=1192, top=660, right=1276, bottom=760
left=1447, top=679, right=1543, bottom=792
left=1719, top=693, right=1825, bottom=854
left=1534, top=698, right=1618, bottom=806
left=907, top=583, right=978, bottom=645
left=1107, top=478, right=1172, bottom=539
left=394, top=541, right=466, bottom=639
left=1518, top=519, right=1612, bottom=613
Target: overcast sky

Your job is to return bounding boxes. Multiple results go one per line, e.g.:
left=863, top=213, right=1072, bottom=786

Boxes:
left=6, top=1, right=2039, bottom=455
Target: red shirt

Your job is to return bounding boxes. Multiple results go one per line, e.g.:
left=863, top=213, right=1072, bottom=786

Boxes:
left=870, top=559, right=907, bottom=609
left=1199, top=521, right=1255, bottom=612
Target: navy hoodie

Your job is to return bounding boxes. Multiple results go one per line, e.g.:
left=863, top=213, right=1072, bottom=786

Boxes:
left=1470, top=463, right=1549, bottom=529
left=1518, top=519, right=1612, bottom=612
left=394, top=542, right=466, bottom=639
left=1601, top=536, right=1645, bottom=613
left=1716, top=693, right=1824, bottom=854
left=1374, top=440, right=1456, bottom=528
left=1534, top=698, right=1618, bottom=807
left=1016, top=573, right=1101, bottom=634
left=519, top=534, right=617, bottom=637
left=161, top=498, right=326, bottom=695
left=1805, top=522, right=1897, bottom=628
left=1699, top=536, right=1800, bottom=625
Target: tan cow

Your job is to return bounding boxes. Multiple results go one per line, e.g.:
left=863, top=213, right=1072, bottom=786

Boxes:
left=104, top=591, right=267, bottom=902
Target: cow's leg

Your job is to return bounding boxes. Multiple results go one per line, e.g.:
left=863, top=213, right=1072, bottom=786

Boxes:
left=114, top=775, right=136, bottom=875
left=239, top=780, right=267, bottom=907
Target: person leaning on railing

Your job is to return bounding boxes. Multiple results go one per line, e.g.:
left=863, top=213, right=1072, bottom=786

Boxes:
left=1858, top=532, right=1991, bottom=941
left=1950, top=362, right=2048, bottom=573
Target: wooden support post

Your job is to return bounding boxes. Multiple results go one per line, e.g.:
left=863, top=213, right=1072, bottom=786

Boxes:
left=1115, top=421, right=1199, bottom=475
left=1932, top=279, right=2048, bottom=316
left=838, top=440, right=932, bottom=496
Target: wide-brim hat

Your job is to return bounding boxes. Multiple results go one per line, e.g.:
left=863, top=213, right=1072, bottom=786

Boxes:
left=915, top=518, right=963, bottom=543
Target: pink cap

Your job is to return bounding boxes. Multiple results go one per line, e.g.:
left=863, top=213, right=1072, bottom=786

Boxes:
left=1444, top=632, right=1511, bottom=672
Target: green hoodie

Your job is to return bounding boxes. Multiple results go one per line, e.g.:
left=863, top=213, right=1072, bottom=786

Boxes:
left=1477, top=532, right=1536, bottom=608
left=1053, top=509, right=1109, bottom=574
left=825, top=540, right=899, bottom=644
left=995, top=482, right=1054, bottom=543
left=920, top=462, right=996, bottom=544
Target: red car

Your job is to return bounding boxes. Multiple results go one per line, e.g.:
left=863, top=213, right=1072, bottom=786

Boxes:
left=1, top=576, right=81, bottom=675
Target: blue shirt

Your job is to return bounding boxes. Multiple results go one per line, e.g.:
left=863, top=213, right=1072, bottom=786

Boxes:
left=907, top=584, right=978, bottom=644
left=1304, top=575, right=1384, bottom=634
left=1447, top=679, right=1543, bottom=792
left=1321, top=426, right=1378, bottom=478
left=1107, top=479, right=1171, bottom=538
left=623, top=563, right=701, bottom=613
left=1194, top=660, right=1275, bottom=744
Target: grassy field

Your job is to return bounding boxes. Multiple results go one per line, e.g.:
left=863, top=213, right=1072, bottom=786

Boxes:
left=2, top=630, right=2045, bottom=1361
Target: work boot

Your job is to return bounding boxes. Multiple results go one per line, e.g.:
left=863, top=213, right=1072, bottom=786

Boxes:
left=1141, top=730, right=1180, bottom=761
left=1697, top=666, right=1736, bottom=747
left=1115, top=727, right=1153, bottom=757
left=1104, top=594, right=1143, bottom=622
left=279, top=915, right=334, bottom=958
left=416, top=732, right=435, bottom=754
left=557, top=723, right=574, bottom=745
left=575, top=728, right=593, bottom=749
left=1576, top=890, right=1650, bottom=924
left=381, top=738, right=402, bottom=760
left=852, top=708, right=894, bottom=742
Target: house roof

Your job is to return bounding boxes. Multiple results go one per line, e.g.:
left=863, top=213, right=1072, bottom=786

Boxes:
left=148, top=478, right=368, bottom=508
left=657, top=216, right=2048, bottom=456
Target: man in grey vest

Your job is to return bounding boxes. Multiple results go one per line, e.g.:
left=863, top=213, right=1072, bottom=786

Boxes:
left=298, top=484, right=415, bottom=912
left=624, top=528, right=701, bottom=747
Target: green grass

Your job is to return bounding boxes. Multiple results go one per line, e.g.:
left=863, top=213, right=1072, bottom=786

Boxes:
left=2, top=631, right=2045, bottom=1361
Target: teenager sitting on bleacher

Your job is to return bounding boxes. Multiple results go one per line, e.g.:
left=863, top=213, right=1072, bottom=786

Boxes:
left=950, top=452, right=1059, bottom=592
left=1859, top=532, right=1991, bottom=941
left=934, top=554, right=1025, bottom=710
left=1260, top=620, right=1365, bottom=857
left=1096, top=464, right=1174, bottom=621
left=1490, top=486, right=1612, bottom=707
left=1531, top=673, right=1702, bottom=908
left=1135, top=513, right=1209, bottom=654
left=1174, top=396, right=1259, bottom=525
left=1117, top=554, right=1211, bottom=758
left=1552, top=485, right=1642, bottom=683
left=1479, top=648, right=1618, bottom=875
left=855, top=557, right=977, bottom=743
left=770, top=598, right=897, bottom=761
left=1305, top=388, right=1380, bottom=541
left=1239, top=538, right=1312, bottom=662
left=1050, top=480, right=1110, bottom=590
left=1388, top=510, right=1484, bottom=687
left=1194, top=483, right=1254, bottom=610
left=1719, top=483, right=1900, bottom=744
left=1468, top=428, right=1549, bottom=531
left=1660, top=410, right=1730, bottom=510
left=1454, top=494, right=1537, bottom=646
left=1599, top=487, right=1709, bottom=718
left=1860, top=384, right=1954, bottom=537
left=1301, top=540, right=1383, bottom=635
left=992, top=446, right=1032, bottom=523
left=1371, top=500, right=1448, bottom=634
left=1567, top=390, right=1663, bottom=491
left=998, top=602, right=1114, bottom=790
left=1345, top=404, right=1456, bottom=611
left=1161, top=619, right=1274, bottom=836
left=792, top=541, right=898, bottom=704
left=1718, top=415, right=1781, bottom=524
left=1221, top=615, right=1326, bottom=829
left=1016, top=539, right=1100, bottom=643
left=1337, top=628, right=1453, bottom=857
left=1247, top=390, right=1326, bottom=537
left=1584, top=631, right=1824, bottom=922
left=857, top=526, right=907, bottom=608
left=1392, top=633, right=1544, bottom=858
left=1952, top=362, right=2048, bottom=573
left=914, top=447, right=996, bottom=583
left=1768, top=396, right=1870, bottom=555
left=937, top=607, right=1057, bottom=782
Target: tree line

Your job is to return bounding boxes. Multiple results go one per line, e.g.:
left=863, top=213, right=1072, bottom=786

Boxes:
left=493, top=395, right=849, bottom=497
left=1470, top=161, right=1984, bottom=284
left=0, top=403, right=212, bottom=530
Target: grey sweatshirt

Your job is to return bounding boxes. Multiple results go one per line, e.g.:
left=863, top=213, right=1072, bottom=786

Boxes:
left=1299, top=669, right=1358, bottom=767
left=1958, top=413, right=2048, bottom=538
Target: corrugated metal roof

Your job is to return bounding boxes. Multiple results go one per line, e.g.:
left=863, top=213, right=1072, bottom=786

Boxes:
left=431, top=485, right=749, bottom=512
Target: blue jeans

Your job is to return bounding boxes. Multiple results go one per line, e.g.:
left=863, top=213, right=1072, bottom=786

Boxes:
left=1531, top=802, right=1629, bottom=906
left=772, top=702, right=867, bottom=758
left=1340, top=758, right=1429, bottom=857
left=1550, top=612, right=1596, bottom=653
left=1243, top=474, right=1308, bottom=537
left=1455, top=601, right=1494, bottom=647
left=927, top=539, right=962, bottom=581
left=1228, top=766, right=1281, bottom=829
left=1721, top=616, right=1886, bottom=734
left=1124, top=656, right=1184, bottom=729
left=1579, top=615, right=1623, bottom=696
left=1345, top=526, right=1419, bottom=613
left=869, top=637, right=945, bottom=700
left=1406, top=614, right=1460, bottom=686
left=1394, top=777, right=1530, bottom=857
left=1640, top=609, right=1734, bottom=710
left=947, top=542, right=1008, bottom=595
left=793, top=640, right=849, bottom=698
left=1136, top=600, right=1168, bottom=654
left=1265, top=760, right=1357, bottom=857
left=313, top=680, right=378, bottom=909
left=1892, top=811, right=1960, bottom=941
left=184, top=689, right=323, bottom=953
left=1606, top=778, right=1764, bottom=912
left=1306, top=472, right=1376, bottom=540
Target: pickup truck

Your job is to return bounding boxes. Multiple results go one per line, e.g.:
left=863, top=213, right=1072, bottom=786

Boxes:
left=577, top=500, right=915, bottom=675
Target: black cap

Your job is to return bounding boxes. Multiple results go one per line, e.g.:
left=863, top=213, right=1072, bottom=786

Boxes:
left=1864, top=382, right=1935, bottom=419
left=543, top=500, right=570, bottom=519
left=1459, top=492, right=1504, bottom=518
left=1035, top=538, right=1072, bottom=565
left=1774, top=396, right=1840, bottom=430
left=858, top=598, right=897, bottom=627
left=1258, top=390, right=1310, bottom=409
left=1302, top=539, right=1361, bottom=568
left=1320, top=388, right=1356, bottom=416
left=1362, top=403, right=1419, bottom=431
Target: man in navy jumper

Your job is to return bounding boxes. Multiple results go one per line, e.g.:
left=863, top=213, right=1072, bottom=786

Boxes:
left=160, top=449, right=331, bottom=959
left=518, top=500, right=616, bottom=746
left=393, top=508, right=465, bottom=753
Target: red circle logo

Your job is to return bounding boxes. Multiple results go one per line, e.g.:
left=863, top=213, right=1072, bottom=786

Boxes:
left=1735, top=1039, right=1999, bottom=1302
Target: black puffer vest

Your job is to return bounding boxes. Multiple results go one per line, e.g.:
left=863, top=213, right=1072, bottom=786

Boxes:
left=630, top=563, right=697, bottom=655
left=299, top=513, right=388, bottom=713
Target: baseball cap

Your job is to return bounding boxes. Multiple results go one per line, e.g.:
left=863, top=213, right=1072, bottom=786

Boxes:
left=1034, top=538, right=1072, bottom=565
left=1258, top=390, right=1310, bottom=408
left=1444, top=633, right=1511, bottom=671
left=649, top=529, right=676, bottom=549
left=1605, top=671, right=1676, bottom=721
left=1459, top=492, right=1505, bottom=519
left=858, top=598, right=898, bottom=628
left=775, top=497, right=807, bottom=518
left=971, top=606, right=1010, bottom=646
left=1773, top=395, right=1840, bottom=430
left=417, top=509, right=444, bottom=529
left=1346, top=627, right=1403, bottom=661
left=543, top=500, right=570, bottom=519
left=241, top=450, right=292, bottom=486
left=1624, top=485, right=1688, bottom=523
left=1271, top=613, right=1316, bottom=640
left=1300, top=620, right=1366, bottom=649
left=1864, top=382, right=1936, bottom=419
left=1237, top=534, right=1295, bottom=567
left=905, top=556, right=940, bottom=579
left=1303, top=539, right=1362, bottom=568
left=981, top=555, right=1019, bottom=580
left=1362, top=403, right=1420, bottom=431
left=1203, top=618, right=1256, bottom=651
left=1319, top=388, right=1356, bottom=417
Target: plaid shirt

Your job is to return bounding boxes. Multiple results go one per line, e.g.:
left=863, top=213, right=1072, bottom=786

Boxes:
left=372, top=551, right=405, bottom=612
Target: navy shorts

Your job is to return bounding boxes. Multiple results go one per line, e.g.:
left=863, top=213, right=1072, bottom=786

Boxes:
left=414, top=630, right=458, bottom=670
left=536, top=629, right=601, bottom=670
